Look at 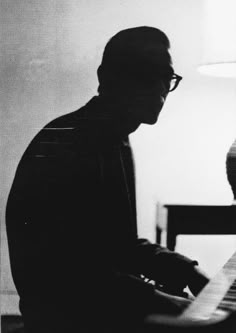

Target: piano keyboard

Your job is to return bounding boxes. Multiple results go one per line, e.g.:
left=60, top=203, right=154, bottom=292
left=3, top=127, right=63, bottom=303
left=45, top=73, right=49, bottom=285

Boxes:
left=180, top=249, right=236, bottom=321
left=145, top=249, right=236, bottom=328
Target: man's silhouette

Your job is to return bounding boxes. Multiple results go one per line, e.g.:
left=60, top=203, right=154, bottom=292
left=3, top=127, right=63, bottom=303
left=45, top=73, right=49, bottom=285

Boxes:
left=6, top=26, right=223, bottom=333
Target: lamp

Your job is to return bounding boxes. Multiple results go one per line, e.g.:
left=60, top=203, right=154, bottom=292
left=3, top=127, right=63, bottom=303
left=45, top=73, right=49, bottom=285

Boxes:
left=198, top=0, right=236, bottom=203
left=198, top=0, right=236, bottom=78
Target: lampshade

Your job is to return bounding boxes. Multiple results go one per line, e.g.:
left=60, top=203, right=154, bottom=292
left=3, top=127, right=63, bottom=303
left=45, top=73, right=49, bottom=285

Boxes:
left=198, top=0, right=236, bottom=78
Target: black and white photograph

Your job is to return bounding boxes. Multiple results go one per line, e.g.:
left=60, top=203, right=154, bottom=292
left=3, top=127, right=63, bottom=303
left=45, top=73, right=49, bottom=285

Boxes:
left=1, top=1, right=236, bottom=332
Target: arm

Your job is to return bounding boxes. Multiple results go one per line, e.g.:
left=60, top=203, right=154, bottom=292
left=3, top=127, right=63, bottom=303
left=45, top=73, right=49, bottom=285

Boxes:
left=113, top=271, right=190, bottom=315
left=130, top=238, right=209, bottom=296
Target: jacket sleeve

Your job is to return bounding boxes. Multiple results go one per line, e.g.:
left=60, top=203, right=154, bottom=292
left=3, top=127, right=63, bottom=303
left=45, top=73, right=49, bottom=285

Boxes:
left=130, top=238, right=199, bottom=292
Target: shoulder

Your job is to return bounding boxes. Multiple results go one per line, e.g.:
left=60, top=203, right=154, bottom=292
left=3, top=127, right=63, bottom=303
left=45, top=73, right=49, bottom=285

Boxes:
left=23, top=107, right=86, bottom=159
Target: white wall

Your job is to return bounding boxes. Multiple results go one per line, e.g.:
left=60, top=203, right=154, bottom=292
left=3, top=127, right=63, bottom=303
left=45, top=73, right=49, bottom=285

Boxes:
left=132, top=76, right=236, bottom=238
left=1, top=0, right=236, bottom=310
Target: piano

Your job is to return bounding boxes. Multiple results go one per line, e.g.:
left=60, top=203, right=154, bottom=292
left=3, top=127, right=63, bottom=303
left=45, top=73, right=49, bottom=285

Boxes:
left=145, top=250, right=236, bottom=330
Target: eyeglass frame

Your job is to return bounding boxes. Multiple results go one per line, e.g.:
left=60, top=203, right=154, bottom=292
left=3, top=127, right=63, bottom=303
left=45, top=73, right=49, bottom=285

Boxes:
left=167, top=73, right=183, bottom=92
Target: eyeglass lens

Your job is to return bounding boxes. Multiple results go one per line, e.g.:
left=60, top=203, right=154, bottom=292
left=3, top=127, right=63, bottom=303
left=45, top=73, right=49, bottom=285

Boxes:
left=169, top=75, right=182, bottom=92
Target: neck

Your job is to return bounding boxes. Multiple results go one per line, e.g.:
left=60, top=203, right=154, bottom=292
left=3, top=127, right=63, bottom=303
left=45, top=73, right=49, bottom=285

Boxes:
left=96, top=94, right=141, bottom=136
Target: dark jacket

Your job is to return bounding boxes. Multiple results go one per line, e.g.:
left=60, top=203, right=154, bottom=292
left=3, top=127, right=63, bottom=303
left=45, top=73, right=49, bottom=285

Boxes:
left=6, top=96, right=195, bottom=331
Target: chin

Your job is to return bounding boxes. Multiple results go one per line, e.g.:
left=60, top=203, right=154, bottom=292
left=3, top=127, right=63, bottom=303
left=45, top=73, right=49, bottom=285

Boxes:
left=143, top=105, right=163, bottom=125
left=143, top=114, right=159, bottom=125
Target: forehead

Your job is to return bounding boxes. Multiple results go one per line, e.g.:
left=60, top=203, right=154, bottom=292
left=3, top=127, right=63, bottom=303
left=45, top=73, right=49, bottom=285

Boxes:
left=143, top=43, right=172, bottom=63
left=131, top=44, right=173, bottom=77
left=128, top=44, right=172, bottom=68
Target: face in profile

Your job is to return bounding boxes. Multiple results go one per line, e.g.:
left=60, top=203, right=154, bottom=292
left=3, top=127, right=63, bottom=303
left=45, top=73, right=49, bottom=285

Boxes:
left=120, top=73, right=172, bottom=125
left=98, top=42, right=180, bottom=126
left=115, top=51, right=175, bottom=125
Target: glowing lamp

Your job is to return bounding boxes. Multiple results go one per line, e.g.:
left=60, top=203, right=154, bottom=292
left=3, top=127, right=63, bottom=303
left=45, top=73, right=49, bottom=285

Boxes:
left=198, top=0, right=236, bottom=78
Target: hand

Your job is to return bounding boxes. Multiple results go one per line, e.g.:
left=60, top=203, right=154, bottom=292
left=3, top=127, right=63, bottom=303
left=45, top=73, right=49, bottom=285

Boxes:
left=187, top=265, right=210, bottom=296
left=152, top=250, right=210, bottom=297
left=152, top=288, right=193, bottom=315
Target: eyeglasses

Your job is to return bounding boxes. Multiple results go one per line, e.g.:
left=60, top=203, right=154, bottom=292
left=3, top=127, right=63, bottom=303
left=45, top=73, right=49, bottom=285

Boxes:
left=168, top=73, right=183, bottom=92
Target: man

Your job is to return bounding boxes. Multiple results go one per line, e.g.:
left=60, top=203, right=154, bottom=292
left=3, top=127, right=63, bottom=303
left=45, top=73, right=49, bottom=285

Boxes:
left=6, top=26, right=210, bottom=332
